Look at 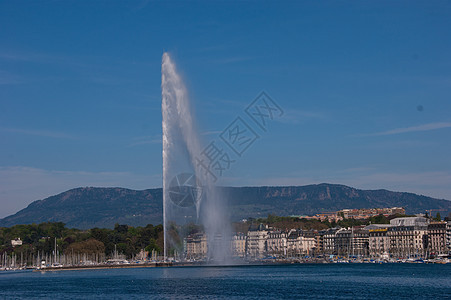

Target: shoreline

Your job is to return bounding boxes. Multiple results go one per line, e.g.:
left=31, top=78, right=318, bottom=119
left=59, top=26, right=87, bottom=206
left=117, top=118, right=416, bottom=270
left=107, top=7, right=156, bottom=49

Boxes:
left=27, top=258, right=450, bottom=272
left=34, top=262, right=174, bottom=272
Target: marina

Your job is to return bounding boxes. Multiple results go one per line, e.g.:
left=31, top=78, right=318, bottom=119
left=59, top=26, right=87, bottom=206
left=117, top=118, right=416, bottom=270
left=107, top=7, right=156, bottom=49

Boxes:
left=1, top=256, right=450, bottom=273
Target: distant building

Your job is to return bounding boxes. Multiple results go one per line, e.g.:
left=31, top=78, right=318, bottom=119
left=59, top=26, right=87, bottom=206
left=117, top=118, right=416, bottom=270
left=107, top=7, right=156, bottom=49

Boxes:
left=11, top=238, right=22, bottom=247
left=184, top=233, right=207, bottom=260
left=390, top=216, right=428, bottom=227
left=367, top=227, right=390, bottom=258
left=299, top=230, right=317, bottom=255
left=323, top=228, right=339, bottom=255
left=267, top=230, right=287, bottom=257
left=315, top=212, right=339, bottom=222
left=384, top=217, right=429, bottom=258
left=301, top=207, right=405, bottom=222
left=246, top=224, right=268, bottom=259
left=335, top=228, right=369, bottom=257
left=427, top=222, right=447, bottom=256
left=447, top=221, right=451, bottom=254
left=315, top=230, right=326, bottom=255
left=388, top=225, right=428, bottom=258
left=286, top=229, right=301, bottom=257
left=339, top=207, right=405, bottom=220
left=231, top=233, right=246, bottom=257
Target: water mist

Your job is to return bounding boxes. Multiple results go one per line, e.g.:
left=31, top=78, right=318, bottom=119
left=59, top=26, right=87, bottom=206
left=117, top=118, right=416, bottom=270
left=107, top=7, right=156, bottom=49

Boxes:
left=161, top=53, right=231, bottom=263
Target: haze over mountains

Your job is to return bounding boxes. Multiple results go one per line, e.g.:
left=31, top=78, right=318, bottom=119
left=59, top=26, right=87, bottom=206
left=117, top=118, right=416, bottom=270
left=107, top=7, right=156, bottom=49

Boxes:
left=0, top=184, right=449, bottom=229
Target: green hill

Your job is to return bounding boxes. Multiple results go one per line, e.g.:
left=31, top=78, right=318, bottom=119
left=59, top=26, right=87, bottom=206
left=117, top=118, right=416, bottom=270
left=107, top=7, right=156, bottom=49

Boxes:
left=0, top=184, right=449, bottom=229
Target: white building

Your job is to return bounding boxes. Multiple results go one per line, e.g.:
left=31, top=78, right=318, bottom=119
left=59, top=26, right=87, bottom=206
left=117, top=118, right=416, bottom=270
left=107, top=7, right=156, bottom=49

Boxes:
left=366, top=224, right=394, bottom=258
left=246, top=224, right=268, bottom=259
left=267, top=230, right=287, bottom=257
left=11, top=238, right=22, bottom=247
left=231, top=233, right=246, bottom=257
left=184, top=233, right=207, bottom=260
left=286, top=229, right=301, bottom=257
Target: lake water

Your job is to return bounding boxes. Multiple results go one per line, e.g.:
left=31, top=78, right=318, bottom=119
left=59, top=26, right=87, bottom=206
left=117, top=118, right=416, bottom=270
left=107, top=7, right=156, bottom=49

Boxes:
left=0, top=264, right=450, bottom=299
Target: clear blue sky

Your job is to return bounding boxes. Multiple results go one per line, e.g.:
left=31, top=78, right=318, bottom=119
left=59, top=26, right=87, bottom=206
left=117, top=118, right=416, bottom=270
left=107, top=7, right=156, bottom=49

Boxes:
left=1, top=1, right=450, bottom=217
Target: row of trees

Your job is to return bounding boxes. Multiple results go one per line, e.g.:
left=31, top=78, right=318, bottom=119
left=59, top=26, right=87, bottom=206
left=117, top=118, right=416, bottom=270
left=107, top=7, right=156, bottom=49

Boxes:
left=0, top=222, right=164, bottom=262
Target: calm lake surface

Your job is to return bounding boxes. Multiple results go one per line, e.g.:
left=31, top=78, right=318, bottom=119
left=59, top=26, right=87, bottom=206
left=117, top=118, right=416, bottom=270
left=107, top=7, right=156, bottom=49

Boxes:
left=0, top=264, right=450, bottom=299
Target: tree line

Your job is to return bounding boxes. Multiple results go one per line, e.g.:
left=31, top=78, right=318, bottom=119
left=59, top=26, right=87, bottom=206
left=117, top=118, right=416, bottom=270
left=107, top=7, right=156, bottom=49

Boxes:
left=0, top=222, right=164, bottom=261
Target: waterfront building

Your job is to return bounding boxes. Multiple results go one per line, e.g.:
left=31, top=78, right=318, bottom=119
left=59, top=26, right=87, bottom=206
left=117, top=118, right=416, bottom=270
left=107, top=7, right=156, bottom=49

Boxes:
left=246, top=224, right=268, bottom=259
left=231, top=233, right=246, bottom=257
left=184, top=233, right=207, bottom=260
left=315, top=230, right=326, bottom=255
left=366, top=224, right=395, bottom=258
left=367, top=226, right=390, bottom=258
left=267, top=230, right=287, bottom=257
left=335, top=227, right=369, bottom=257
left=387, top=217, right=429, bottom=258
left=353, top=228, right=369, bottom=257
left=323, top=228, right=339, bottom=255
left=447, top=221, right=451, bottom=254
left=282, top=229, right=317, bottom=257
left=369, top=228, right=389, bottom=258
left=427, top=222, right=447, bottom=256
left=335, top=228, right=351, bottom=256
left=286, top=229, right=301, bottom=257
left=299, top=230, right=317, bottom=255
left=183, top=214, right=446, bottom=261
left=388, top=225, right=428, bottom=258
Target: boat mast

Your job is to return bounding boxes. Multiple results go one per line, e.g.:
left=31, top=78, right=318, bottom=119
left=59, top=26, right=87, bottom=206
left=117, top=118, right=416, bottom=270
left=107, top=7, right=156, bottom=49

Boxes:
left=54, top=237, right=57, bottom=264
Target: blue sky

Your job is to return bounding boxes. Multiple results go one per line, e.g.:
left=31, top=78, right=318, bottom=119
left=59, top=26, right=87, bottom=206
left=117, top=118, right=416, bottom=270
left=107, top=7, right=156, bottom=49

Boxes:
left=1, top=1, right=450, bottom=217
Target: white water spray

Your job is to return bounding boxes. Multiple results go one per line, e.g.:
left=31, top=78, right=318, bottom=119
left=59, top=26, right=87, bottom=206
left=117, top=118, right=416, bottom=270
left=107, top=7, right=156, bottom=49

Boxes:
left=161, top=53, right=231, bottom=262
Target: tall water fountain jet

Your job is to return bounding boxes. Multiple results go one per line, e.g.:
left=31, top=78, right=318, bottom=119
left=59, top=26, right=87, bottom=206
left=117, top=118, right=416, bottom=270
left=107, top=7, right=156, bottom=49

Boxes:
left=161, top=53, right=231, bottom=262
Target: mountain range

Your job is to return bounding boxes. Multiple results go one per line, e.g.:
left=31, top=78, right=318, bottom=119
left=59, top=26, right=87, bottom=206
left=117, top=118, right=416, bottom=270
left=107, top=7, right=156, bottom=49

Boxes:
left=0, top=184, right=450, bottom=229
